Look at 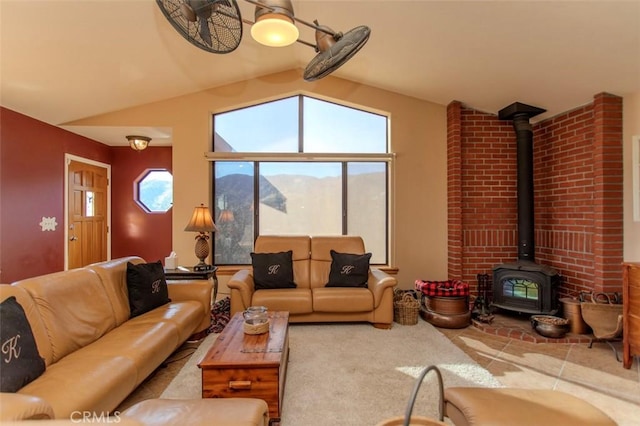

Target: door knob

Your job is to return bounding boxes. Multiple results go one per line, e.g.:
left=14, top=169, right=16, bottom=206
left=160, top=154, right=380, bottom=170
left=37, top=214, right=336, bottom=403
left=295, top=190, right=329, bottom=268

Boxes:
left=70, top=236, right=78, bottom=241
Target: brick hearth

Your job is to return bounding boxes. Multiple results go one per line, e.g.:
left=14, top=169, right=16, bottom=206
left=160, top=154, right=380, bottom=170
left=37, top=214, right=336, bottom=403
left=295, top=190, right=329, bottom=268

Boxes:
left=471, top=311, right=592, bottom=344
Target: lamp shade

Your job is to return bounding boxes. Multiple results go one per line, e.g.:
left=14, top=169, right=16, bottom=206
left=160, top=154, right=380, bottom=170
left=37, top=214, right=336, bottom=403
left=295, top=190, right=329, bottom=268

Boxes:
left=251, top=13, right=298, bottom=46
left=184, top=204, right=217, bottom=233
left=251, top=0, right=298, bottom=47
left=218, top=209, right=235, bottom=223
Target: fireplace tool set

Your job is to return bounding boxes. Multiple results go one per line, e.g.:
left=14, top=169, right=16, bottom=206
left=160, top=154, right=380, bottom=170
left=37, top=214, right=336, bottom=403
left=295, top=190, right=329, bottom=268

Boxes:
left=472, top=273, right=494, bottom=323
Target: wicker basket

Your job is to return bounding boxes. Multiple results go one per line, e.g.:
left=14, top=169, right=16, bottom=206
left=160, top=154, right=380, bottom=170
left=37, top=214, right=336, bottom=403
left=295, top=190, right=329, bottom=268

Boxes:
left=394, top=289, right=420, bottom=325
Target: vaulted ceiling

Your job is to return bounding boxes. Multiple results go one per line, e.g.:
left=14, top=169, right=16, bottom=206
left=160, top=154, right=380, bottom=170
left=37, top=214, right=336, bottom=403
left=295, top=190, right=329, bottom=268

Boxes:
left=2, top=0, right=639, bottom=146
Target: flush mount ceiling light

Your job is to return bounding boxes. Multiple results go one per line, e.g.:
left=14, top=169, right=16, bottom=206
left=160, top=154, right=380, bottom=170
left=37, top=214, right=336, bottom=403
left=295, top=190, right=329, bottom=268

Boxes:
left=126, top=135, right=151, bottom=151
left=156, top=0, right=370, bottom=81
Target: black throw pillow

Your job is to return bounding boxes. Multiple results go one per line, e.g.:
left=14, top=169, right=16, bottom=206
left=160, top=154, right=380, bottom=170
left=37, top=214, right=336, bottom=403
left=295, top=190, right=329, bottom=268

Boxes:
left=326, top=250, right=372, bottom=288
left=251, top=251, right=297, bottom=290
left=126, top=261, right=171, bottom=318
left=0, top=296, right=46, bottom=392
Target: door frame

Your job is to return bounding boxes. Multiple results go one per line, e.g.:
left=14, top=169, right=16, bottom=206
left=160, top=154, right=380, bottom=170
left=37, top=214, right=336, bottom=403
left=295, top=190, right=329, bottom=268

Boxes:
left=64, top=154, right=112, bottom=270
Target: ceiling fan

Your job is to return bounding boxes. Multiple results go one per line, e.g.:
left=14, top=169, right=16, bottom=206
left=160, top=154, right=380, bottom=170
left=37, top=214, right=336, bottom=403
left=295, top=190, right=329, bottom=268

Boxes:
left=155, top=0, right=370, bottom=81
left=156, top=0, right=243, bottom=53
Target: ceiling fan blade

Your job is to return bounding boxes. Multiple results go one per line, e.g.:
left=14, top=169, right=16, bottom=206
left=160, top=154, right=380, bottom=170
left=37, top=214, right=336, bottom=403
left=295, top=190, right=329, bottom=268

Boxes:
left=188, top=0, right=214, bottom=46
left=180, top=3, right=196, bottom=21
left=199, top=17, right=212, bottom=46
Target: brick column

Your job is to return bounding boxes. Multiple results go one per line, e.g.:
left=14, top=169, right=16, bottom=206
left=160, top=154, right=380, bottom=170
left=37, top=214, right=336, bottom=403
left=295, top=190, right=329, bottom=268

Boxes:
left=447, top=101, right=463, bottom=279
left=592, top=92, right=624, bottom=293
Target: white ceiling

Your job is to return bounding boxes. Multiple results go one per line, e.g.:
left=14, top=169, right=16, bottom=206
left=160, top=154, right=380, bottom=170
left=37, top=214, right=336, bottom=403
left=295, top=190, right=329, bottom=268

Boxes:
left=1, top=0, right=639, bottom=147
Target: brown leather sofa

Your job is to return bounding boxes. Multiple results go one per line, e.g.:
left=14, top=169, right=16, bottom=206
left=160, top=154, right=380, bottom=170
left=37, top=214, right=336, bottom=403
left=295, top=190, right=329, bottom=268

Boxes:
left=0, top=256, right=264, bottom=424
left=228, top=235, right=397, bottom=328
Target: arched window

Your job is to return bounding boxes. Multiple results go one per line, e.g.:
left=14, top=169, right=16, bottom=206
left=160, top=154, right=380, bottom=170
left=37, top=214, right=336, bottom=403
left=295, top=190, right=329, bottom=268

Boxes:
left=209, top=95, right=391, bottom=265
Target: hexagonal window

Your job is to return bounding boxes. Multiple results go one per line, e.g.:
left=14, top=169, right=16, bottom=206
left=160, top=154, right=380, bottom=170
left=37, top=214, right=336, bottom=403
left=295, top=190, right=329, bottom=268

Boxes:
left=135, top=169, right=173, bottom=213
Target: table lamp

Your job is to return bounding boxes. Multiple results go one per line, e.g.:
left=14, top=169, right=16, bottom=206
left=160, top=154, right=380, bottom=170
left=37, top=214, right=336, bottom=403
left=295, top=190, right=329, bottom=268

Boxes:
left=184, top=204, right=217, bottom=270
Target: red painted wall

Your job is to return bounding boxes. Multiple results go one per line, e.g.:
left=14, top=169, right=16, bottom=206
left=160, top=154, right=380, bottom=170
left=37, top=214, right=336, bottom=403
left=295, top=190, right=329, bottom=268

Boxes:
left=0, top=107, right=172, bottom=283
left=447, top=93, right=624, bottom=297
left=110, top=147, right=172, bottom=262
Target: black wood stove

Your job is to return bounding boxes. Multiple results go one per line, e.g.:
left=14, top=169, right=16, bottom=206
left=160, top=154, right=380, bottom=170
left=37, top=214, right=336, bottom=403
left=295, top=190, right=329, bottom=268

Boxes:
left=491, top=102, right=560, bottom=315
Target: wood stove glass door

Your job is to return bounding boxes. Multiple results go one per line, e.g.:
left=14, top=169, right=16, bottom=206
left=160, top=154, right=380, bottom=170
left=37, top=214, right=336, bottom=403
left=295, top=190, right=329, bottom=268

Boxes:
left=502, top=278, right=540, bottom=311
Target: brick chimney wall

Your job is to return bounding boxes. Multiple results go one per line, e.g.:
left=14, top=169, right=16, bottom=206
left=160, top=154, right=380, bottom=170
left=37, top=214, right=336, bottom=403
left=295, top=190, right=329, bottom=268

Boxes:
left=447, top=93, right=623, bottom=297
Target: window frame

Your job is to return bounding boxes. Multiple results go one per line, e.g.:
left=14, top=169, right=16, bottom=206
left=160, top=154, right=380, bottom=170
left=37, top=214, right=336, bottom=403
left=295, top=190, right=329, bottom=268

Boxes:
left=133, top=168, right=173, bottom=214
left=208, top=95, right=394, bottom=266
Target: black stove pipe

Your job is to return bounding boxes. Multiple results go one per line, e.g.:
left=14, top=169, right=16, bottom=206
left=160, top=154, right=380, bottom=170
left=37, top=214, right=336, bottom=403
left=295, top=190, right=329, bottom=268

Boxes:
left=514, top=113, right=535, bottom=261
left=498, top=102, right=546, bottom=262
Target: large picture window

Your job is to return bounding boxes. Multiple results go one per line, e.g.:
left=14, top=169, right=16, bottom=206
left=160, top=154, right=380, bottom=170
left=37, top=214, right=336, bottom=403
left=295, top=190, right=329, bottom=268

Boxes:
left=209, top=95, right=391, bottom=265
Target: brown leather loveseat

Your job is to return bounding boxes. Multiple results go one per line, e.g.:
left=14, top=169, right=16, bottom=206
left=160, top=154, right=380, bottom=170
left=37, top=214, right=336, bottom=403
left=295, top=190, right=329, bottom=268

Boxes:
left=228, top=235, right=397, bottom=328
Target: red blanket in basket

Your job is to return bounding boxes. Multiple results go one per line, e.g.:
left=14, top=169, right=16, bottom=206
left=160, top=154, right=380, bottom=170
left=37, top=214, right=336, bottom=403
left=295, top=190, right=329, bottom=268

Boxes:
left=415, top=279, right=469, bottom=297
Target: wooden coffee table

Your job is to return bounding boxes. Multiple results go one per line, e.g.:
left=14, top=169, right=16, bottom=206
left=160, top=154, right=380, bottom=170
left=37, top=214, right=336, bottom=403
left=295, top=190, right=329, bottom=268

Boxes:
left=198, top=311, right=289, bottom=422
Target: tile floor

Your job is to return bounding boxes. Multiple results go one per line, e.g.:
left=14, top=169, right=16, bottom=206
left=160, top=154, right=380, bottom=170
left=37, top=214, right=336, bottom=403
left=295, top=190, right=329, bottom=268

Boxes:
left=118, top=305, right=640, bottom=425
left=439, top=312, right=640, bottom=426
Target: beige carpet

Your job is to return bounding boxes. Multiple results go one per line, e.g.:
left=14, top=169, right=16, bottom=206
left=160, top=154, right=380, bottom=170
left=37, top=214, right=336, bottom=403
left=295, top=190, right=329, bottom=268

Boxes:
left=161, top=321, right=501, bottom=425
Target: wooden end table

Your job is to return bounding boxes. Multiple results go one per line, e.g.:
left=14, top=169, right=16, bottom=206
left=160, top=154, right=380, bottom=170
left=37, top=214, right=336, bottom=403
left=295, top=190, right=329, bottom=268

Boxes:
left=164, top=266, right=219, bottom=304
left=198, top=311, right=290, bottom=422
